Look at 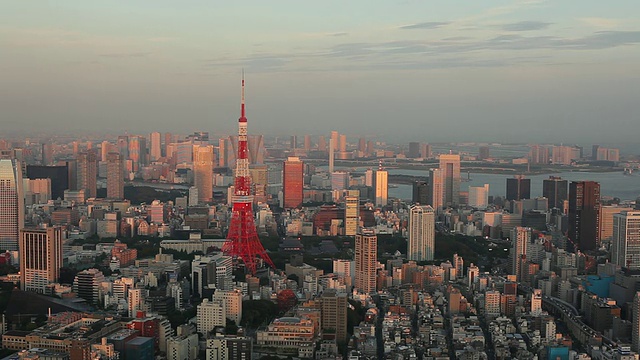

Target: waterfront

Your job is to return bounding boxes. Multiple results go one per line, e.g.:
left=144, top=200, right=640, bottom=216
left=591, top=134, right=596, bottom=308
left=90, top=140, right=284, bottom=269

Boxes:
left=388, top=170, right=640, bottom=201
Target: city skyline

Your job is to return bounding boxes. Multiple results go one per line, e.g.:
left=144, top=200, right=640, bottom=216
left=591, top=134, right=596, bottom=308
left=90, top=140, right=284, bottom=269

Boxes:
left=2, top=1, right=640, bottom=142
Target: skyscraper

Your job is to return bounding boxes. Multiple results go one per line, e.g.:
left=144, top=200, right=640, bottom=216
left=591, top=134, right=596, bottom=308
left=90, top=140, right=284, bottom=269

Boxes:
left=439, top=154, right=460, bottom=206
left=543, top=176, right=568, bottom=209
left=612, top=211, right=640, bottom=270
left=76, top=150, right=97, bottom=199
left=427, top=168, right=444, bottom=211
left=330, top=131, right=339, bottom=151
left=328, top=139, right=335, bottom=174
left=407, top=205, right=435, bottom=261
left=412, top=180, right=429, bottom=205
left=468, top=184, right=489, bottom=209
left=355, top=229, right=377, bottom=294
left=374, top=164, right=388, bottom=208
left=26, top=165, right=68, bottom=200
left=107, top=152, right=124, bottom=199
left=193, top=145, right=214, bottom=204
left=506, top=175, right=531, bottom=201
left=283, top=157, right=304, bottom=208
left=0, top=159, right=24, bottom=251
left=478, top=146, right=490, bottom=160
left=344, top=195, right=359, bottom=236
left=150, top=132, right=162, bottom=162
left=511, top=226, right=531, bottom=282
left=569, top=181, right=601, bottom=251
left=20, top=226, right=63, bottom=293
left=303, top=134, right=311, bottom=151
left=408, top=142, right=420, bottom=158
left=318, top=135, right=327, bottom=152
left=41, top=143, right=53, bottom=166
left=634, top=292, right=640, bottom=352
left=321, top=289, right=348, bottom=343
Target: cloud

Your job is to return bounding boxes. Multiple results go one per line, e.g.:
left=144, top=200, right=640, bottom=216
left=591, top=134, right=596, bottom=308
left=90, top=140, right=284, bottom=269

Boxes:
left=399, top=22, right=450, bottom=30
left=328, top=32, right=348, bottom=37
left=580, top=17, right=621, bottom=29
left=502, top=21, right=552, bottom=31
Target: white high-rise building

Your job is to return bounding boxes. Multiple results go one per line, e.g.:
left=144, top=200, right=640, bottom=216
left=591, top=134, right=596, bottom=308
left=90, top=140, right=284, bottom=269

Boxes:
left=150, top=132, right=162, bottom=162
left=213, top=289, right=243, bottom=324
left=344, top=195, right=359, bottom=236
left=467, top=263, right=479, bottom=289
left=128, top=288, right=147, bottom=317
left=531, top=289, right=543, bottom=316
left=407, top=205, right=435, bottom=262
left=0, top=159, right=24, bottom=251
left=468, top=184, right=489, bottom=209
left=453, top=254, right=464, bottom=279
left=484, top=290, right=501, bottom=318
left=197, top=298, right=226, bottom=334
left=355, top=229, right=377, bottom=294
left=511, top=227, right=531, bottom=281
left=374, top=167, right=388, bottom=207
left=612, top=211, right=640, bottom=270
left=167, top=333, right=199, bottom=360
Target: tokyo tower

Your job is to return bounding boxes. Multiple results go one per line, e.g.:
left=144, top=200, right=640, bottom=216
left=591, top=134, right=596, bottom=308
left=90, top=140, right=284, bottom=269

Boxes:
left=222, top=75, right=275, bottom=274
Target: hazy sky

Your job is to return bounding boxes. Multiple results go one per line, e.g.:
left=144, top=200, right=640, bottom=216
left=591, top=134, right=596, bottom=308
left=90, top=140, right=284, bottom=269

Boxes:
left=1, top=1, right=640, bottom=143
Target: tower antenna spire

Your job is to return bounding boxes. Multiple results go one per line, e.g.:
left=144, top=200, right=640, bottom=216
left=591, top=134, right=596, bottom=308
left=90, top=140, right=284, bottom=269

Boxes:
left=241, top=69, right=245, bottom=119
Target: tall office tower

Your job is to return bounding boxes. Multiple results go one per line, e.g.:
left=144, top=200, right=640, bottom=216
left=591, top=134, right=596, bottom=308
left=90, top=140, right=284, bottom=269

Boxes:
left=193, top=145, right=214, bottom=204
left=453, top=253, right=464, bottom=278
left=27, top=165, right=68, bottom=200
left=318, top=135, right=327, bottom=152
left=408, top=142, right=420, bottom=158
left=596, top=147, right=620, bottom=162
left=592, top=145, right=600, bottom=161
left=283, top=156, right=303, bottom=208
left=355, top=229, right=377, bottom=294
left=634, top=292, right=640, bottom=352
left=150, top=132, right=162, bottom=162
left=478, top=146, right=490, bottom=160
left=358, top=137, right=366, bottom=154
left=290, top=135, right=297, bottom=150
left=531, top=289, right=543, bottom=316
left=19, top=226, right=63, bottom=293
left=552, top=145, right=581, bottom=165
left=72, top=141, right=79, bottom=155
left=0, top=159, right=24, bottom=251
left=128, top=135, right=143, bottom=172
left=374, top=162, right=388, bottom=207
left=339, top=134, right=347, bottom=152
left=413, top=180, right=429, bottom=205
left=467, top=263, right=479, bottom=289
left=303, top=134, right=311, bottom=151
left=128, top=288, right=147, bottom=317
left=331, top=131, right=339, bottom=151
left=321, top=289, right=348, bottom=343
left=249, top=164, right=268, bottom=203
left=117, top=135, right=129, bottom=159
left=222, top=76, right=275, bottom=274
left=506, top=175, right=531, bottom=201
left=366, top=140, right=374, bottom=157
left=76, top=150, right=97, bottom=199
left=468, top=184, right=489, bottom=209
left=198, top=298, right=226, bottom=333
left=420, top=143, right=432, bottom=159
left=439, top=154, right=460, bottom=207
left=164, top=132, right=173, bottom=157
left=612, top=211, right=640, bottom=270
left=106, top=152, right=124, bottom=199
left=364, top=168, right=374, bottom=187
left=543, top=176, right=568, bottom=209
left=247, top=135, right=265, bottom=164
left=407, top=205, right=435, bottom=261
left=73, top=268, right=105, bottom=304
left=344, top=195, right=359, bottom=236
left=217, top=138, right=226, bottom=167
left=331, top=171, right=349, bottom=192
left=600, top=206, right=634, bottom=244
left=427, top=168, right=444, bottom=211
left=328, top=139, right=335, bottom=174
left=100, top=141, right=111, bottom=162
left=528, top=145, right=549, bottom=164
left=510, top=227, right=531, bottom=282
left=42, top=143, right=53, bottom=165
left=569, top=181, right=601, bottom=251
left=213, top=289, right=243, bottom=324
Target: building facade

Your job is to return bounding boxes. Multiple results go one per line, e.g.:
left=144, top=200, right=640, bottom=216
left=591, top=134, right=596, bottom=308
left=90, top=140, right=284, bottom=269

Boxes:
left=0, top=159, right=24, bottom=251
left=355, top=230, right=377, bottom=294
left=19, top=226, right=63, bottom=293
left=407, top=205, right=435, bottom=262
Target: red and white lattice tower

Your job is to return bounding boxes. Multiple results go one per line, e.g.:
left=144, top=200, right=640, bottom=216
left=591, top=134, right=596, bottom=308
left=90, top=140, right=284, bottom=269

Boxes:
left=222, top=75, right=275, bottom=274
